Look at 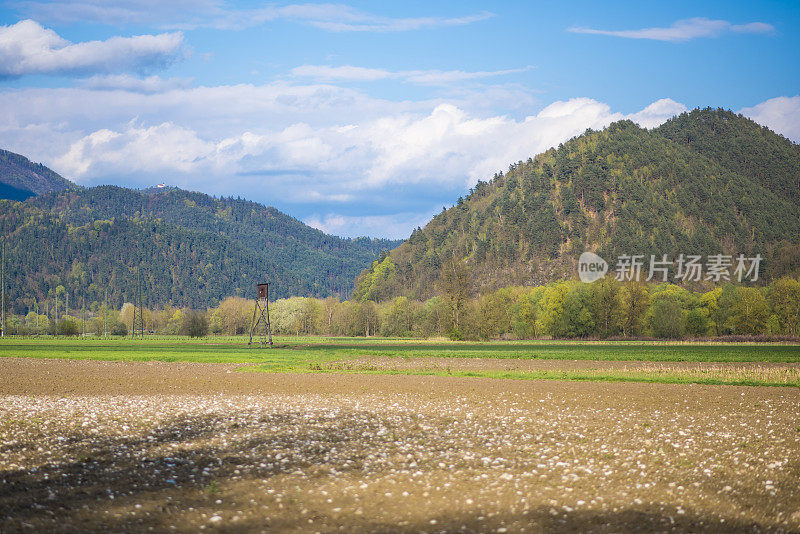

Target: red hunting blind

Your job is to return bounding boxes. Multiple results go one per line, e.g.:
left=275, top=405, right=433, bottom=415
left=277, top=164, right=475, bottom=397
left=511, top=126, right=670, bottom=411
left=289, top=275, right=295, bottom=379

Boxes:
left=249, top=282, right=273, bottom=348
left=257, top=283, right=269, bottom=300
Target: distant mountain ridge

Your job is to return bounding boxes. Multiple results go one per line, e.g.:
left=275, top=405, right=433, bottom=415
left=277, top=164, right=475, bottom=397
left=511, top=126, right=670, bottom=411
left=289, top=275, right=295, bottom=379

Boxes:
left=0, top=149, right=73, bottom=197
left=0, top=178, right=400, bottom=312
left=354, top=108, right=800, bottom=301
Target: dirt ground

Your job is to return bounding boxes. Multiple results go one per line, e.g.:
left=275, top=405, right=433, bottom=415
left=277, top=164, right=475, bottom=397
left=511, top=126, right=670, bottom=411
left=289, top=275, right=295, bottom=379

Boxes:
left=344, top=356, right=800, bottom=372
left=1, top=357, right=799, bottom=533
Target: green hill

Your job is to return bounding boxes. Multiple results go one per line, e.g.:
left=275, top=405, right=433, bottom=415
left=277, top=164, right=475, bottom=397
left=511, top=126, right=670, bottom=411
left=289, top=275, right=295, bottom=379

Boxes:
left=355, top=108, right=800, bottom=301
left=1, top=184, right=400, bottom=312
left=0, top=149, right=73, bottom=197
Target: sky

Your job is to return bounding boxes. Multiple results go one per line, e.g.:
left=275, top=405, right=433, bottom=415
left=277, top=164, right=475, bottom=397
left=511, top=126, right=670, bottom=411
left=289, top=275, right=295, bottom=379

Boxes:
left=0, top=0, right=798, bottom=239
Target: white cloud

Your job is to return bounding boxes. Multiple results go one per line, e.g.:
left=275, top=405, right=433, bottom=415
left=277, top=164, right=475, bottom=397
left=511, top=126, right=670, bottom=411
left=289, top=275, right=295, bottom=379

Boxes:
left=55, top=121, right=215, bottom=179
left=305, top=211, right=435, bottom=239
left=627, top=98, right=688, bottom=128
left=568, top=17, right=774, bottom=42
left=0, top=19, right=184, bottom=78
left=302, top=9, right=493, bottom=33
left=290, top=64, right=533, bottom=85
left=739, top=95, right=800, bottom=143
left=2, top=77, right=796, bottom=237
left=13, top=1, right=493, bottom=32
left=81, top=74, right=193, bottom=93
left=46, top=94, right=687, bottom=193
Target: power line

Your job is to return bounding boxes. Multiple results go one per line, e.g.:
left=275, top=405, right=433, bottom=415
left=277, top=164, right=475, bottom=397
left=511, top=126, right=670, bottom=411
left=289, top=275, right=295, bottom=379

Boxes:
left=1, top=237, right=5, bottom=338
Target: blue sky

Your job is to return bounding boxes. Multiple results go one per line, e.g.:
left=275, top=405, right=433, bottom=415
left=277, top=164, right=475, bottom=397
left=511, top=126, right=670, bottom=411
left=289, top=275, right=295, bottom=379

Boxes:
left=0, top=0, right=798, bottom=238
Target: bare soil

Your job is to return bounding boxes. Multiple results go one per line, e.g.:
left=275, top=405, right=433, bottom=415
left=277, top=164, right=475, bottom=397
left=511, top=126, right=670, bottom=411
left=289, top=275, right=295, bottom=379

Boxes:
left=343, top=356, right=800, bottom=372
left=1, top=357, right=799, bottom=533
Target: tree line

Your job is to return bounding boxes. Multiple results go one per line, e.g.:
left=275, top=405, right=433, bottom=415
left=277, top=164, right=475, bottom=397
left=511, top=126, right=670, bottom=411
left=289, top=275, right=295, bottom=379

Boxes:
left=5, top=275, right=799, bottom=340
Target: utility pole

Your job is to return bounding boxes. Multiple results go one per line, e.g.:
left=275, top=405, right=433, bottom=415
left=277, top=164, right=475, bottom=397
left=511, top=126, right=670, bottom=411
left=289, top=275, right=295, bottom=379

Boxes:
left=1, top=238, right=5, bottom=338
left=138, top=268, right=144, bottom=338
left=103, top=289, right=108, bottom=339
left=131, top=296, right=135, bottom=338
left=132, top=266, right=144, bottom=338
left=132, top=268, right=137, bottom=338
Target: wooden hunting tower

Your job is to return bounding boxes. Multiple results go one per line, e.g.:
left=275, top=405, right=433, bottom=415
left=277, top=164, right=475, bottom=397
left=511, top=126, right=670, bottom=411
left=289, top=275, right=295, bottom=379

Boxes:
left=249, top=282, right=273, bottom=348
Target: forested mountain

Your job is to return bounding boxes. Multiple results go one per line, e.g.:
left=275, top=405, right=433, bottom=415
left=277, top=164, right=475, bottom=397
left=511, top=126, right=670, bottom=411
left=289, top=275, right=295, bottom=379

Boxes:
left=0, top=184, right=400, bottom=313
left=0, top=149, right=73, bottom=197
left=355, top=108, right=800, bottom=301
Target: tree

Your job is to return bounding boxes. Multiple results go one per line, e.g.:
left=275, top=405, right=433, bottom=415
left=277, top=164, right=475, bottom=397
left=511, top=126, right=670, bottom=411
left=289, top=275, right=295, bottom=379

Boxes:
left=700, top=287, right=723, bottom=335
left=685, top=308, right=710, bottom=337
left=110, top=320, right=127, bottom=336
left=119, top=302, right=135, bottom=332
left=437, top=256, right=470, bottom=335
left=590, top=278, right=621, bottom=338
left=354, top=256, right=398, bottom=302
left=330, top=301, right=357, bottom=336
left=715, top=284, right=742, bottom=335
left=648, top=297, right=685, bottom=339
left=297, top=298, right=322, bottom=335
left=536, top=282, right=570, bottom=337
left=322, top=296, right=339, bottom=334
left=727, top=287, right=769, bottom=335
left=768, top=278, right=800, bottom=336
left=180, top=309, right=209, bottom=338
left=211, top=297, right=253, bottom=335
left=511, top=287, right=544, bottom=339
left=413, top=297, right=446, bottom=338
left=271, top=297, right=305, bottom=335
left=355, top=301, right=380, bottom=337
left=161, top=308, right=185, bottom=335
left=381, top=296, right=416, bottom=337
left=57, top=317, right=79, bottom=336
left=555, top=283, right=594, bottom=338
left=619, top=282, right=649, bottom=337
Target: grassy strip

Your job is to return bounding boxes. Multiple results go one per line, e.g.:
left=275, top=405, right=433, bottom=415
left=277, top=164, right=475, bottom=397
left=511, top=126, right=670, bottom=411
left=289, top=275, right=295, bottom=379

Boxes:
left=243, top=363, right=800, bottom=388
left=2, top=337, right=800, bottom=364
left=2, top=336, right=798, bottom=387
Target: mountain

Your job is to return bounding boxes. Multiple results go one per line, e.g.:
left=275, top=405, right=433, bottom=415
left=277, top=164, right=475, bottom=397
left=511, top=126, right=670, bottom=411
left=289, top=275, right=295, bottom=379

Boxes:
left=0, top=149, right=73, bottom=197
left=355, top=108, right=800, bottom=301
left=1, top=183, right=400, bottom=312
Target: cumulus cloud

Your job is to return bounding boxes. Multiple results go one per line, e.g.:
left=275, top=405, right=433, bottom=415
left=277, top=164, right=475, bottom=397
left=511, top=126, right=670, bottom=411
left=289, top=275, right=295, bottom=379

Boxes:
left=13, top=1, right=493, bottom=32
left=290, top=65, right=533, bottom=85
left=0, top=19, right=184, bottom=78
left=305, top=211, right=436, bottom=239
left=48, top=94, right=688, bottom=192
left=55, top=121, right=215, bottom=178
left=2, top=76, right=796, bottom=237
left=568, top=17, right=775, bottom=42
left=627, top=98, right=688, bottom=128
left=739, top=95, right=800, bottom=143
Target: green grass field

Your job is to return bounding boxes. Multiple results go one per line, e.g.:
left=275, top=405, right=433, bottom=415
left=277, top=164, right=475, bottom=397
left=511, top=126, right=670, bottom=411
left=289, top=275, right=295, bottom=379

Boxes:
left=2, top=336, right=799, bottom=387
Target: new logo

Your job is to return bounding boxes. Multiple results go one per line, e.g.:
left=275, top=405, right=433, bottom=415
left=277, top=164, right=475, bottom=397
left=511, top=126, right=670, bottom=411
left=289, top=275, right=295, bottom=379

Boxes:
left=578, top=252, right=608, bottom=283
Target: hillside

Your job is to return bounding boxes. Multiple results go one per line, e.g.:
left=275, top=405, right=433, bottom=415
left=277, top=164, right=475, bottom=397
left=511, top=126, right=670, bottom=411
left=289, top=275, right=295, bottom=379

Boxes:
left=355, top=108, right=800, bottom=301
left=0, top=149, right=73, bottom=197
left=0, top=185, right=400, bottom=312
